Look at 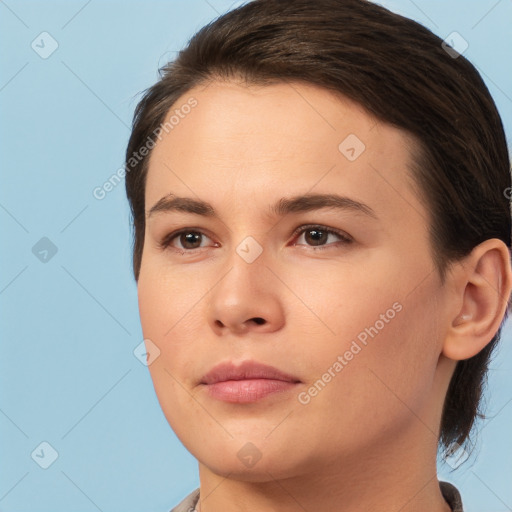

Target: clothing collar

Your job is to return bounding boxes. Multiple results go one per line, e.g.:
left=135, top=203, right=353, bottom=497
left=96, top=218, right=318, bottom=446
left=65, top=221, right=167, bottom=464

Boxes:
left=170, top=480, right=464, bottom=512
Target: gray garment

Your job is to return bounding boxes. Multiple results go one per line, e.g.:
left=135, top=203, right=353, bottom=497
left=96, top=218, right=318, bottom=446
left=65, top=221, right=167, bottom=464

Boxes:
left=170, top=480, right=463, bottom=512
left=170, top=487, right=199, bottom=512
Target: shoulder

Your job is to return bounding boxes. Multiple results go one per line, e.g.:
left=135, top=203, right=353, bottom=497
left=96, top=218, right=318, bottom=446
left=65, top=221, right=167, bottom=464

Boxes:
left=169, top=487, right=200, bottom=512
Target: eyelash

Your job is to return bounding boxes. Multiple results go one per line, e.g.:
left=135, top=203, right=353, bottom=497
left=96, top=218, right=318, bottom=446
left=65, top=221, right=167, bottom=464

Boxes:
left=158, top=224, right=353, bottom=254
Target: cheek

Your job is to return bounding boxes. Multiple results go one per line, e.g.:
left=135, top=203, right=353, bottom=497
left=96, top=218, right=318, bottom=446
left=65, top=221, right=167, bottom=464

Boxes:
left=137, top=258, right=199, bottom=339
left=292, top=266, right=442, bottom=442
left=281, top=255, right=403, bottom=358
left=137, top=266, right=197, bottom=389
left=137, top=271, right=206, bottom=443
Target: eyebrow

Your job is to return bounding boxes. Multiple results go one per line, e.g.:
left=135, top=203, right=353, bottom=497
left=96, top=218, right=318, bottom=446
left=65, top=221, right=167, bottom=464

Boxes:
left=146, top=193, right=377, bottom=220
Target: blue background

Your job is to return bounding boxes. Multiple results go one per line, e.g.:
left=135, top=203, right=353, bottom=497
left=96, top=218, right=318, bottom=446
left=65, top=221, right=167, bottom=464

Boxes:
left=1, top=1, right=511, bottom=511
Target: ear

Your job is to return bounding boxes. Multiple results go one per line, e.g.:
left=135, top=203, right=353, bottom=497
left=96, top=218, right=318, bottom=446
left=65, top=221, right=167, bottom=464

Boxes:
left=443, top=239, right=512, bottom=361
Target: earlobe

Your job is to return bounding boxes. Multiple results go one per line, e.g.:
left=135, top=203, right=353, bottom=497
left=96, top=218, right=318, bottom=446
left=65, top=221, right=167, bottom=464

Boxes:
left=443, top=239, right=512, bottom=361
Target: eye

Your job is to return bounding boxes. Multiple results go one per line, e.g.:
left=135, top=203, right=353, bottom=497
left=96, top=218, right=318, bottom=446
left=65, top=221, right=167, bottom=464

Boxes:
left=158, top=229, right=217, bottom=253
left=291, top=224, right=353, bottom=250
left=158, top=224, right=352, bottom=254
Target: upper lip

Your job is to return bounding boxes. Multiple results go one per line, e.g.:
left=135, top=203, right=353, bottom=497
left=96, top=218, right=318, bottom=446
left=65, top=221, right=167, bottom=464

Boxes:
left=200, top=360, right=301, bottom=385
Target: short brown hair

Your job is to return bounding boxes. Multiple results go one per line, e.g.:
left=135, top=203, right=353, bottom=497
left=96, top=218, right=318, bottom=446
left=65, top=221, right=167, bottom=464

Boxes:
left=125, top=0, right=511, bottom=460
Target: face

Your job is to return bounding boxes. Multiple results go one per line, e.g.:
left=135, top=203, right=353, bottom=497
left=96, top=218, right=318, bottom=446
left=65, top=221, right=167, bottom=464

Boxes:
left=137, top=80, right=453, bottom=480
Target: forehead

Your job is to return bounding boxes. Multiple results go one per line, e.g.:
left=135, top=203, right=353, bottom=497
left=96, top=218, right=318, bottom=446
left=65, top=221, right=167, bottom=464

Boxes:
left=144, top=79, right=426, bottom=227
left=149, top=80, right=386, bottom=171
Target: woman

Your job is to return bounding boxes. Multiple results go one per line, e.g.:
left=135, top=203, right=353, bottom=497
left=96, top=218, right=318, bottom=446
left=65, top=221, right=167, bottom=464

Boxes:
left=124, top=1, right=511, bottom=510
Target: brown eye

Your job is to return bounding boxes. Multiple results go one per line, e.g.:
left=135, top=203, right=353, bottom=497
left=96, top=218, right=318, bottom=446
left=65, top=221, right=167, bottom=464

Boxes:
left=303, top=228, right=329, bottom=246
left=293, top=225, right=352, bottom=249
left=159, top=230, right=214, bottom=251
left=178, top=231, right=203, bottom=249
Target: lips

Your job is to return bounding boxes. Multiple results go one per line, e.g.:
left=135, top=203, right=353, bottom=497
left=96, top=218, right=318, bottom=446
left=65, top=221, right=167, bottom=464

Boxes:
left=200, top=360, right=302, bottom=403
left=200, top=360, right=301, bottom=385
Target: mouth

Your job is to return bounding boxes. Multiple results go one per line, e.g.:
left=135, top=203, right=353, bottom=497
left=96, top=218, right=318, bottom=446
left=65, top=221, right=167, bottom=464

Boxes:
left=200, top=360, right=301, bottom=403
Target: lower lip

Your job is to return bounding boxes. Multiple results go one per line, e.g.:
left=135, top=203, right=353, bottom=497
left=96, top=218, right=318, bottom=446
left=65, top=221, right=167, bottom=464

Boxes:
left=203, top=379, right=299, bottom=403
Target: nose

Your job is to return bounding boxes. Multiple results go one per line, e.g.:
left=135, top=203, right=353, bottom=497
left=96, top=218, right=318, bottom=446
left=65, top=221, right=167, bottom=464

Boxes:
left=207, top=255, right=285, bottom=337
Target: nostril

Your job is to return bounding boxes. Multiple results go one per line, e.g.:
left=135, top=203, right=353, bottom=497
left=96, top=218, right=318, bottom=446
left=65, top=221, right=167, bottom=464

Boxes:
left=252, top=317, right=265, bottom=325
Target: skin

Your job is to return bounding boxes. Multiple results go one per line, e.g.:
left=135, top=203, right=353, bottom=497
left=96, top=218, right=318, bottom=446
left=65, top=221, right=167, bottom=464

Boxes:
left=137, top=79, right=511, bottom=512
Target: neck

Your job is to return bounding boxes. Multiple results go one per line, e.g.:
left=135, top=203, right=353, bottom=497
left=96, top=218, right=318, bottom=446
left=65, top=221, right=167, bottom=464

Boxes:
left=195, top=424, right=452, bottom=512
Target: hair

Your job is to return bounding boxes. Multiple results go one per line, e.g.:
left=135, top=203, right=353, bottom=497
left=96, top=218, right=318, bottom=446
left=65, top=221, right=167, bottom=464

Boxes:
left=125, top=0, right=511, bottom=461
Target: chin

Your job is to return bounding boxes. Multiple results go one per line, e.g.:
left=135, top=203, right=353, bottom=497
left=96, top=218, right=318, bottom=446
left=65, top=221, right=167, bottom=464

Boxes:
left=199, top=457, right=297, bottom=483
left=194, top=440, right=310, bottom=482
